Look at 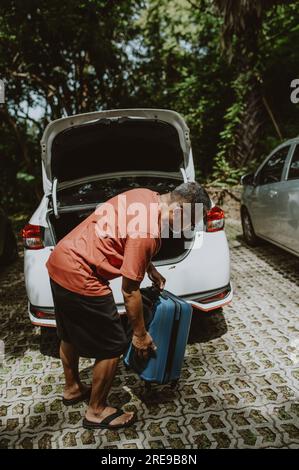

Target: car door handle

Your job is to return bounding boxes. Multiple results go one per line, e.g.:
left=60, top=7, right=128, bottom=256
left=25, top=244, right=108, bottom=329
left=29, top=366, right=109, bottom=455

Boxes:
left=269, top=190, right=278, bottom=198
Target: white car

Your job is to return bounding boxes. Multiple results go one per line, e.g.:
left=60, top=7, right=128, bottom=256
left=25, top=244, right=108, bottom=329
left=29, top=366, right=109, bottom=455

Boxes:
left=241, top=138, right=299, bottom=256
left=22, top=109, right=232, bottom=328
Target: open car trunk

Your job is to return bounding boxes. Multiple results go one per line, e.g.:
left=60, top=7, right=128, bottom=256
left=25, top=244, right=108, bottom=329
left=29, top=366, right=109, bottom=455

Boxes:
left=47, top=174, right=191, bottom=263
left=45, top=111, right=195, bottom=263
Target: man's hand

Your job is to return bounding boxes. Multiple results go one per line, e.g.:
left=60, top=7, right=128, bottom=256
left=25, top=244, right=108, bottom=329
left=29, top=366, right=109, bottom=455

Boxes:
left=147, top=263, right=166, bottom=290
left=132, top=332, right=157, bottom=359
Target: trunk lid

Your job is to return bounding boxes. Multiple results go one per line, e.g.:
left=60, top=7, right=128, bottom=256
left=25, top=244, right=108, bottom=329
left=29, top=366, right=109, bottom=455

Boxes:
left=41, top=108, right=194, bottom=198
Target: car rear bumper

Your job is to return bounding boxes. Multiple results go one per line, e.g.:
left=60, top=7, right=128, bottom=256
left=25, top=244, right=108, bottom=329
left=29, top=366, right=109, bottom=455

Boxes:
left=28, top=304, right=56, bottom=328
left=28, top=282, right=233, bottom=328
left=183, top=282, right=233, bottom=311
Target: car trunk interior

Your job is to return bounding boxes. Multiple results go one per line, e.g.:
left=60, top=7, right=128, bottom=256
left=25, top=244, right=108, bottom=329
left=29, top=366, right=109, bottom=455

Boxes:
left=49, top=209, right=189, bottom=262
left=48, top=176, right=190, bottom=263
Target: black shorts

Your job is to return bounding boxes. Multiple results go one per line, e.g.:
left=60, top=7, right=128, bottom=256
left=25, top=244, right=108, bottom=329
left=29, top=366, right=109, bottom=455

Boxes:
left=50, top=278, right=153, bottom=360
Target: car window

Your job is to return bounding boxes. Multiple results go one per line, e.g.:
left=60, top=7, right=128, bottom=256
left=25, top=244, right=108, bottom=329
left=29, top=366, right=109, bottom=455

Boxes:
left=287, top=145, right=299, bottom=181
left=258, top=146, right=289, bottom=185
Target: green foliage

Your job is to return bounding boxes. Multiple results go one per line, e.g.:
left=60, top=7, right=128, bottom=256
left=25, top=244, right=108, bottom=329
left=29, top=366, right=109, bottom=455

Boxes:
left=210, top=155, right=247, bottom=188
left=16, top=172, right=35, bottom=183
left=131, top=0, right=233, bottom=178
left=213, top=73, right=249, bottom=180
left=213, top=0, right=299, bottom=182
left=0, top=0, right=298, bottom=211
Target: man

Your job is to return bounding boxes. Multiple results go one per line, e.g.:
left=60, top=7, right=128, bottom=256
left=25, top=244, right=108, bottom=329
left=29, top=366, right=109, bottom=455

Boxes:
left=46, top=182, right=211, bottom=430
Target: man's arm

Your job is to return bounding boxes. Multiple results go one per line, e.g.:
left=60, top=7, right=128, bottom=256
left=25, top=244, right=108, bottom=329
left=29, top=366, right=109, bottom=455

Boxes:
left=121, top=277, right=146, bottom=337
left=122, top=276, right=156, bottom=358
left=147, top=262, right=166, bottom=290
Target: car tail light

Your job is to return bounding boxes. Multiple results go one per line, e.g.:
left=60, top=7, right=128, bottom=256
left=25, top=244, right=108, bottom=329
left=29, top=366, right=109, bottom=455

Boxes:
left=206, top=206, right=225, bottom=232
left=196, top=288, right=230, bottom=304
left=30, top=305, right=55, bottom=319
left=22, top=224, right=44, bottom=249
left=33, top=309, right=52, bottom=319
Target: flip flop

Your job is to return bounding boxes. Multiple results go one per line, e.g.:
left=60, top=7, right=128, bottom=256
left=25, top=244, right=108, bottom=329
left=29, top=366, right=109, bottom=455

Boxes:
left=83, top=408, right=136, bottom=430
left=62, top=388, right=91, bottom=406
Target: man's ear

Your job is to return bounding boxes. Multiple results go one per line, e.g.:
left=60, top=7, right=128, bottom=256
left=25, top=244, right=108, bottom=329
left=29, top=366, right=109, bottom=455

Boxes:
left=170, top=201, right=182, bottom=216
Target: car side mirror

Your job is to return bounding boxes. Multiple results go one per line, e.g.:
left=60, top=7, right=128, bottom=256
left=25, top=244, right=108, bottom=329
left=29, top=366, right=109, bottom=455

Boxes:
left=240, top=173, right=255, bottom=186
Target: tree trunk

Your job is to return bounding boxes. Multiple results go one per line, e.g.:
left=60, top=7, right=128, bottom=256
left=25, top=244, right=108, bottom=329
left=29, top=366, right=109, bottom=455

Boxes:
left=233, top=77, right=264, bottom=167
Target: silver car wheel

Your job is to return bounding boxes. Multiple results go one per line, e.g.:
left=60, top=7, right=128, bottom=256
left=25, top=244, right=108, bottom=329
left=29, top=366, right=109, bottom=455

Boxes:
left=241, top=208, right=259, bottom=246
left=243, top=212, right=254, bottom=241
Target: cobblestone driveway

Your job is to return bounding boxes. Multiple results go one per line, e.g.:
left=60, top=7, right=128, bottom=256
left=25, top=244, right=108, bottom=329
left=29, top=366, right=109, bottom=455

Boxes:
left=0, top=219, right=299, bottom=449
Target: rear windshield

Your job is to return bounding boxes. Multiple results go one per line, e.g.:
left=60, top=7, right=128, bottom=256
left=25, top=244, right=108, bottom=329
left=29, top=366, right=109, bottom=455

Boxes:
left=56, top=175, right=182, bottom=207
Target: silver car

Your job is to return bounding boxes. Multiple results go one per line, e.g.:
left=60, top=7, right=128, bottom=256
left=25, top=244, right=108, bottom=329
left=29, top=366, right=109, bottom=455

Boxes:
left=241, top=138, right=299, bottom=256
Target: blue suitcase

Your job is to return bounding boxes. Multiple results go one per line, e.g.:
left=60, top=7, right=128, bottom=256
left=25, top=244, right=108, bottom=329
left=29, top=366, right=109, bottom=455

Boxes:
left=124, top=290, right=192, bottom=389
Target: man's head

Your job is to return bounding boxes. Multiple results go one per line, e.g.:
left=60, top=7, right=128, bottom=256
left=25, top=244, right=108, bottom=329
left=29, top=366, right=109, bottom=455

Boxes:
left=160, top=182, right=212, bottom=235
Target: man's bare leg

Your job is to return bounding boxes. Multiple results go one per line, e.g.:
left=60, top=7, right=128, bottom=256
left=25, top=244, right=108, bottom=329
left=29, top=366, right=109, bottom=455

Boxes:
left=60, top=340, right=90, bottom=400
left=85, top=357, right=134, bottom=426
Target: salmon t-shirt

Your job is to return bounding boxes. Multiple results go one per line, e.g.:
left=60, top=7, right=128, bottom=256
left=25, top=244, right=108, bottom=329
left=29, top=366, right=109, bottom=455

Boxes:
left=46, top=188, right=161, bottom=296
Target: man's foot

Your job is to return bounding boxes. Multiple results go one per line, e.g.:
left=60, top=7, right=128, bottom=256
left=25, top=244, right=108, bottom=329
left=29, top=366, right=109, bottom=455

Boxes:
left=63, top=382, right=91, bottom=405
left=84, top=406, right=135, bottom=429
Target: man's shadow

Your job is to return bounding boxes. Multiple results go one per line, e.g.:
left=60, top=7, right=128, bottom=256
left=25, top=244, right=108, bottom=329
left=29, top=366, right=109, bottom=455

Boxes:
left=113, top=310, right=228, bottom=406
left=40, top=327, right=60, bottom=357
left=235, top=233, right=299, bottom=286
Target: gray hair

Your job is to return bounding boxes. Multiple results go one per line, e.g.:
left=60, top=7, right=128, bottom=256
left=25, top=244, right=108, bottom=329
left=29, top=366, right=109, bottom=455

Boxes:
left=171, top=182, right=211, bottom=213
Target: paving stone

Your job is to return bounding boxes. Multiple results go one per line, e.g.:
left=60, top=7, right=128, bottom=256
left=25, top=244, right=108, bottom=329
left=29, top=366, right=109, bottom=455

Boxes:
left=0, top=220, right=299, bottom=448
